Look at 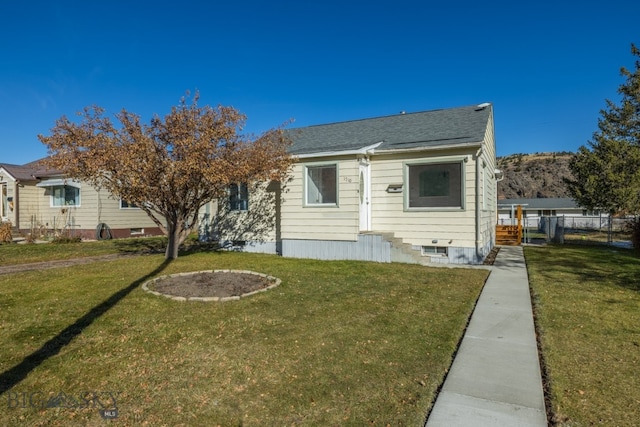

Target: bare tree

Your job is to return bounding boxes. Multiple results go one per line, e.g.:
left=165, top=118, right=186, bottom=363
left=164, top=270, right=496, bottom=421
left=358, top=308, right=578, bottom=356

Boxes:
left=39, top=93, right=293, bottom=259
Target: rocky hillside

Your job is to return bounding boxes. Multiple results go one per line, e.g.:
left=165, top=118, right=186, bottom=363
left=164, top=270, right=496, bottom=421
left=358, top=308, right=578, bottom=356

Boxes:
left=496, top=152, right=574, bottom=199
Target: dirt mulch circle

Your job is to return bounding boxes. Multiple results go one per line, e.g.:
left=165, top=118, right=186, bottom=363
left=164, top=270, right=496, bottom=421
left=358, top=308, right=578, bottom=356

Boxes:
left=143, top=270, right=281, bottom=302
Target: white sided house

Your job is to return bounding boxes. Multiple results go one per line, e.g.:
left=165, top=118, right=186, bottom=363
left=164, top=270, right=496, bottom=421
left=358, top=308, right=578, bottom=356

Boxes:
left=497, top=197, right=583, bottom=224
left=277, top=103, right=498, bottom=265
left=0, top=160, right=164, bottom=240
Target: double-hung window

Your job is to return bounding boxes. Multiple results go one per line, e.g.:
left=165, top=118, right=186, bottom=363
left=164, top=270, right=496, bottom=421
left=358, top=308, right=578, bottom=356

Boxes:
left=305, top=164, right=337, bottom=206
left=406, top=161, right=464, bottom=209
left=229, top=183, right=249, bottom=211
left=52, top=185, right=80, bottom=207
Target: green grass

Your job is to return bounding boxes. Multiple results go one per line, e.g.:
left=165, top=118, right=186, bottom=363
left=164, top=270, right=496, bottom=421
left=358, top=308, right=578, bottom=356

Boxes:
left=563, top=230, right=632, bottom=245
left=0, top=250, right=488, bottom=426
left=525, top=245, right=640, bottom=426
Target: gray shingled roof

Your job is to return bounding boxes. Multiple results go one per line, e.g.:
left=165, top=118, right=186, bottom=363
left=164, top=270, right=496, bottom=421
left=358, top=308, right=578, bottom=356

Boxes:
left=286, top=104, right=492, bottom=156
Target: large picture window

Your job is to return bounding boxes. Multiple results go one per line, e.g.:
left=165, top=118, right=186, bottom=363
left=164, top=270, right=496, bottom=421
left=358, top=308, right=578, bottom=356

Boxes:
left=407, top=162, right=463, bottom=209
left=306, top=164, right=337, bottom=205
left=52, top=185, right=80, bottom=207
left=229, top=183, right=249, bottom=211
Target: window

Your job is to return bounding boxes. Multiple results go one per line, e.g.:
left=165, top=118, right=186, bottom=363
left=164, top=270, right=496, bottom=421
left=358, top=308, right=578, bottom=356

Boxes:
left=421, top=246, right=448, bottom=256
left=481, top=165, right=487, bottom=210
left=229, top=183, right=249, bottom=211
left=120, top=200, right=139, bottom=209
left=305, top=164, right=337, bottom=205
left=407, top=162, right=463, bottom=209
left=52, top=185, right=80, bottom=207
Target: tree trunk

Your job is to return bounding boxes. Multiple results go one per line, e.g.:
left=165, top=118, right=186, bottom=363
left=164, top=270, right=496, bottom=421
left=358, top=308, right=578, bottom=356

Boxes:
left=165, top=224, right=182, bottom=260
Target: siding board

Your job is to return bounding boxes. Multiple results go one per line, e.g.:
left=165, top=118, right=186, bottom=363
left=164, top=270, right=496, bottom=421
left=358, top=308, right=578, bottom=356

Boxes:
left=282, top=234, right=391, bottom=262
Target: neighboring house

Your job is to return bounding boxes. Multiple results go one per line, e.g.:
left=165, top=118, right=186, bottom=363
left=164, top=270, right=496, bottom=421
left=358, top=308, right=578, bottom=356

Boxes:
left=0, top=160, right=164, bottom=239
left=208, top=103, right=498, bottom=264
left=497, top=197, right=612, bottom=230
left=497, top=197, right=584, bottom=224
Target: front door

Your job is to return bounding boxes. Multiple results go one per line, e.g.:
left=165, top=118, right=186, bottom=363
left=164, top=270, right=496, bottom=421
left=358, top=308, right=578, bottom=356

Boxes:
left=359, top=162, right=371, bottom=231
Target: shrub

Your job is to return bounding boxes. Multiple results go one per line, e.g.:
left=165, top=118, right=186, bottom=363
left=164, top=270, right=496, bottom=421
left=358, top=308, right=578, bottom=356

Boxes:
left=0, top=222, right=13, bottom=243
left=625, top=216, right=640, bottom=251
left=52, top=235, right=82, bottom=244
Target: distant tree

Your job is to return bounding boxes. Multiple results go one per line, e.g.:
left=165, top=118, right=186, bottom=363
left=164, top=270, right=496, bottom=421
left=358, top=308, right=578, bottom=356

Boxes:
left=39, top=93, right=293, bottom=259
left=566, top=44, right=640, bottom=219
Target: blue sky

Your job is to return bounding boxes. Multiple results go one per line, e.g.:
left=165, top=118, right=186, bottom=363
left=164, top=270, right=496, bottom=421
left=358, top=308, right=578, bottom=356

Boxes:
left=1, top=0, right=638, bottom=165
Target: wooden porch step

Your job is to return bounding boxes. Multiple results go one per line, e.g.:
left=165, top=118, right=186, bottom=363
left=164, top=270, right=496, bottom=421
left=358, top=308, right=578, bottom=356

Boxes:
left=496, top=225, right=521, bottom=245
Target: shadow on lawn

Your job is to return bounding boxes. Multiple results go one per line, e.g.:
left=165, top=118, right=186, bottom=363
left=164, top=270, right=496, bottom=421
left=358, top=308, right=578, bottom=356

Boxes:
left=111, top=237, right=224, bottom=257
left=0, top=259, right=172, bottom=395
left=112, top=237, right=167, bottom=254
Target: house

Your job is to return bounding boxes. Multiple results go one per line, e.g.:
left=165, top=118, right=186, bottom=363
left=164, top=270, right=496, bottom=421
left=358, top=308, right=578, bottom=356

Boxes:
left=0, top=160, right=164, bottom=240
left=497, top=197, right=612, bottom=231
left=274, top=103, right=498, bottom=265
left=200, top=103, right=497, bottom=264
left=497, top=197, right=588, bottom=228
left=498, top=197, right=582, bottom=221
left=205, top=104, right=498, bottom=264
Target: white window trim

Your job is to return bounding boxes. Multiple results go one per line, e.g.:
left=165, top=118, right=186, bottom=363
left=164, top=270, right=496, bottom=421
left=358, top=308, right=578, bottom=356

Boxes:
left=303, top=162, right=339, bottom=207
left=403, top=156, right=466, bottom=212
left=50, top=185, right=81, bottom=208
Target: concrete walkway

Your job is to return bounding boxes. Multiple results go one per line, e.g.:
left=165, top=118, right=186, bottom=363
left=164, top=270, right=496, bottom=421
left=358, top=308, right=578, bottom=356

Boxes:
left=426, top=246, right=547, bottom=426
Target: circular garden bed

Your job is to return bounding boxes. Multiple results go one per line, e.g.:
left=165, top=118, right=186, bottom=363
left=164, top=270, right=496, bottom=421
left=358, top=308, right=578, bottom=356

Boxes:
left=142, top=270, right=281, bottom=302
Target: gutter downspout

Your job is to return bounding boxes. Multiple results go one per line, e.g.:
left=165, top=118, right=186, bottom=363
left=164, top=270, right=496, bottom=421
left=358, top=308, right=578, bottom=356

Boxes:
left=475, top=148, right=483, bottom=263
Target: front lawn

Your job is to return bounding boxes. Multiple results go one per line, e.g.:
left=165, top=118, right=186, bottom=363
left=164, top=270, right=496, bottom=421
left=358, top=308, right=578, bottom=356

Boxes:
left=0, top=251, right=487, bottom=425
left=0, top=237, right=168, bottom=266
left=525, top=245, right=640, bottom=426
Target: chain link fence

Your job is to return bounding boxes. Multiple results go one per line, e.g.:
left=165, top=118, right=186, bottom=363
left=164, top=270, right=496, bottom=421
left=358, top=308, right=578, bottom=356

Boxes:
left=519, top=215, right=634, bottom=248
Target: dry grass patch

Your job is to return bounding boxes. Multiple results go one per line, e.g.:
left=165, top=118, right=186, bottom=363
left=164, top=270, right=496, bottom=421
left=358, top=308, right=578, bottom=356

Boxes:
left=0, top=237, right=167, bottom=266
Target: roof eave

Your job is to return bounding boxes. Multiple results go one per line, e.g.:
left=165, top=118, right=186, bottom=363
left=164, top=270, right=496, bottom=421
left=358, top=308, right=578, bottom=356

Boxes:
left=293, top=142, right=383, bottom=159
left=373, top=140, right=484, bottom=155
